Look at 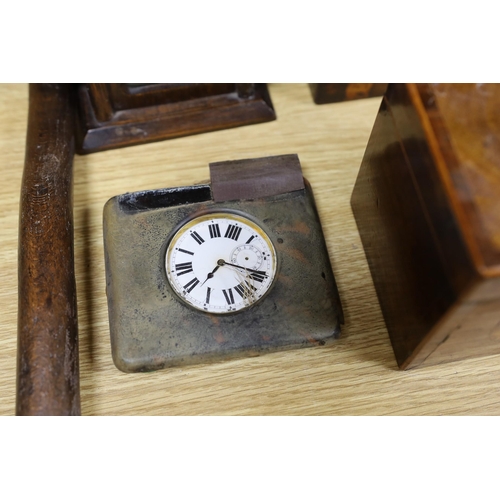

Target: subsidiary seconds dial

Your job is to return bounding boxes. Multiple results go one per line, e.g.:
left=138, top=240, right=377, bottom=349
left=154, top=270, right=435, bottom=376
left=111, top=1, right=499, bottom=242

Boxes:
left=165, top=213, right=277, bottom=314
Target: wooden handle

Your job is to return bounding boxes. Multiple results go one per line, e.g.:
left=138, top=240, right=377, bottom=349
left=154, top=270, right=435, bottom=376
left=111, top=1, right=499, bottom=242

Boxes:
left=17, top=84, right=80, bottom=415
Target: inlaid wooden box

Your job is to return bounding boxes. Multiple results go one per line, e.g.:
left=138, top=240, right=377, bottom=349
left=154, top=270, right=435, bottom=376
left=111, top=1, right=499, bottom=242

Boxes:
left=351, top=83, right=500, bottom=369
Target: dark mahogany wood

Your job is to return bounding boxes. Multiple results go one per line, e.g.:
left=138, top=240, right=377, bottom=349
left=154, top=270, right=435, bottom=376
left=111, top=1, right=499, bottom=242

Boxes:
left=310, top=83, right=387, bottom=104
left=107, top=83, right=236, bottom=110
left=76, top=83, right=276, bottom=154
left=17, top=84, right=80, bottom=415
left=351, top=83, right=500, bottom=369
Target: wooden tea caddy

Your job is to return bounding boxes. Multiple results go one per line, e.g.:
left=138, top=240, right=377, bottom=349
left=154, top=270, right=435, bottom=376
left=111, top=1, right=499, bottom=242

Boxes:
left=351, top=83, right=500, bottom=369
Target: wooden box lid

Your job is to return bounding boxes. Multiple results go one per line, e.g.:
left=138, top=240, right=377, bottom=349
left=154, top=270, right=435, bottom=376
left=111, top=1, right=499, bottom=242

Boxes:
left=410, top=83, right=500, bottom=280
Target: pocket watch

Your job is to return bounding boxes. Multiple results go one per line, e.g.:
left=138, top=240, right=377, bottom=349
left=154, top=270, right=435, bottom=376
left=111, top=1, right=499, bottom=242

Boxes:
left=103, top=154, right=343, bottom=372
left=165, top=212, right=278, bottom=314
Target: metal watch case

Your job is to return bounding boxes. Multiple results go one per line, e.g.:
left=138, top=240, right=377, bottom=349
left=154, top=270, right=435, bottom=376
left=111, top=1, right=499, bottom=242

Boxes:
left=103, top=156, right=343, bottom=372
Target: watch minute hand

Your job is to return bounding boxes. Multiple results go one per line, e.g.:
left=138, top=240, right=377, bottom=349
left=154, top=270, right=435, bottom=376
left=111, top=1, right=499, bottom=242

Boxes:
left=219, top=260, right=268, bottom=277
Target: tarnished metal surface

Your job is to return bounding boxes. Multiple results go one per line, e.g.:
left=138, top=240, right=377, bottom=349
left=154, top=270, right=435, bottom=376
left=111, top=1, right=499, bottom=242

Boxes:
left=103, top=175, right=343, bottom=373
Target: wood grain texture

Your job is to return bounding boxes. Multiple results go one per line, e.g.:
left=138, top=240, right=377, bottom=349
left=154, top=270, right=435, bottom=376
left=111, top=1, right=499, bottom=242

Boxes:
left=3, top=83, right=500, bottom=415
left=209, top=154, right=304, bottom=201
left=17, top=84, right=80, bottom=415
left=422, top=83, right=500, bottom=272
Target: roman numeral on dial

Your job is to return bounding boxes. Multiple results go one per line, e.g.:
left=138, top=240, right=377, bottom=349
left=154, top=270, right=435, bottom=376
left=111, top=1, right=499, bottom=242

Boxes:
left=205, top=287, right=211, bottom=304
left=249, top=270, right=267, bottom=283
left=222, top=288, right=235, bottom=305
left=190, top=231, right=205, bottom=245
left=183, top=277, right=200, bottom=293
left=234, top=281, right=257, bottom=298
left=208, top=223, right=221, bottom=238
left=224, top=224, right=242, bottom=241
left=175, top=262, right=193, bottom=276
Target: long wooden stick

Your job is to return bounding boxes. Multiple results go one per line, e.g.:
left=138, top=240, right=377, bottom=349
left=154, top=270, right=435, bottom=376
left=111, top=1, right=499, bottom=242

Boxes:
left=17, top=84, right=80, bottom=415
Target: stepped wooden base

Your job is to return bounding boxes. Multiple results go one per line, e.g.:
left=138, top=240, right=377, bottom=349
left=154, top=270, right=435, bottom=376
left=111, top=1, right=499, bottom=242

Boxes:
left=76, top=83, right=276, bottom=154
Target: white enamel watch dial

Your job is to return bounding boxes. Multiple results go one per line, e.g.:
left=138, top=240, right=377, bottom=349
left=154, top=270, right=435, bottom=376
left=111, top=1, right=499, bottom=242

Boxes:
left=165, top=212, right=277, bottom=314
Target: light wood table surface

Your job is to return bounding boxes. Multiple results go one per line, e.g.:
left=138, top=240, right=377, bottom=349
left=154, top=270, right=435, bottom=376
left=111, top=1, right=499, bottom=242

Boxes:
left=1, top=83, right=500, bottom=416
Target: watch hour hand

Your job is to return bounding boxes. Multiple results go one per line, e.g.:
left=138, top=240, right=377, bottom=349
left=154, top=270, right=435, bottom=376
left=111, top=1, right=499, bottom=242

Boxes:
left=200, top=265, right=220, bottom=286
